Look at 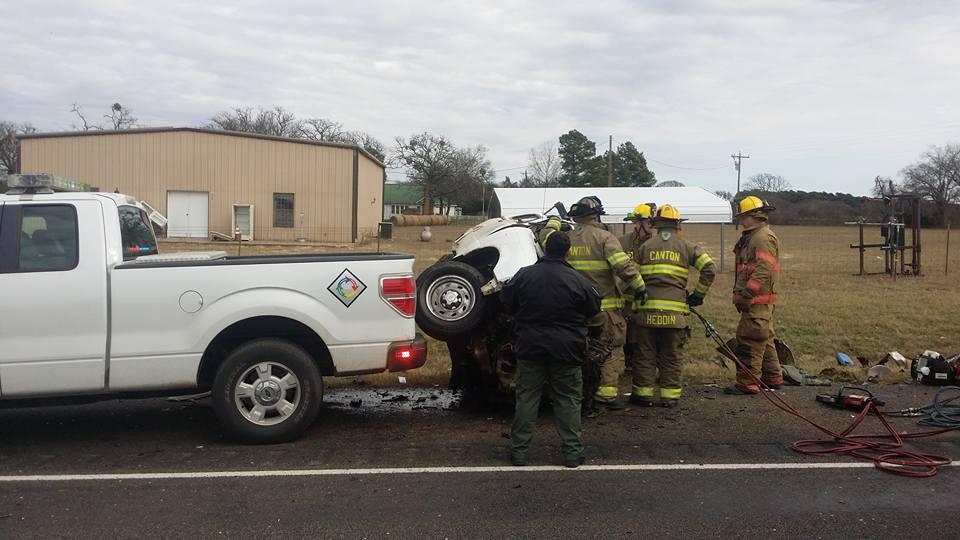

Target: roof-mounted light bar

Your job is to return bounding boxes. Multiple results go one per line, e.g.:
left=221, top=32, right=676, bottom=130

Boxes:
left=6, top=174, right=90, bottom=195
left=7, top=174, right=55, bottom=194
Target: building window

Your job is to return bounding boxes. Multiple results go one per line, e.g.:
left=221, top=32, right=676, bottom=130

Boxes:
left=273, top=193, right=294, bottom=228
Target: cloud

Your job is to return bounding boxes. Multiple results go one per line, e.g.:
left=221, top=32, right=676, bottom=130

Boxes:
left=2, top=0, right=958, bottom=194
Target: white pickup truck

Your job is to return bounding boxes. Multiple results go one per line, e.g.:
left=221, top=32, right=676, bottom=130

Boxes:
left=0, top=175, right=426, bottom=442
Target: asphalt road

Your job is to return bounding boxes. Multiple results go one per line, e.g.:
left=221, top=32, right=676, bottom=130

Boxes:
left=1, top=384, right=958, bottom=538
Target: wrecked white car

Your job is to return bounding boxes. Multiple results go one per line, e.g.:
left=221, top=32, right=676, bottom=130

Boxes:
left=415, top=204, right=573, bottom=398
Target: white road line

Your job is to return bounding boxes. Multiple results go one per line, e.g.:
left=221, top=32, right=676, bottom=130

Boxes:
left=2, top=461, right=941, bottom=482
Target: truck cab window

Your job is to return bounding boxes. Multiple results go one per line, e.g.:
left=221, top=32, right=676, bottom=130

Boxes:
left=18, top=205, right=79, bottom=272
left=119, top=206, right=159, bottom=260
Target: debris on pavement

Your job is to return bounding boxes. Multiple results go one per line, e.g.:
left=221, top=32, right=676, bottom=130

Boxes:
left=782, top=365, right=832, bottom=386
left=818, top=367, right=860, bottom=383
left=836, top=352, right=855, bottom=366
left=866, top=365, right=894, bottom=383
left=775, top=339, right=796, bottom=366
left=879, top=351, right=909, bottom=370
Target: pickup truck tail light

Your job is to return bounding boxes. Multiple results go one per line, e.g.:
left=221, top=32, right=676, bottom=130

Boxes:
left=380, top=275, right=416, bottom=317
left=388, top=334, right=428, bottom=372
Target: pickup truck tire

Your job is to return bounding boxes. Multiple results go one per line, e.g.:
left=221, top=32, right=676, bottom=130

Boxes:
left=416, top=261, right=488, bottom=340
left=213, top=338, right=323, bottom=444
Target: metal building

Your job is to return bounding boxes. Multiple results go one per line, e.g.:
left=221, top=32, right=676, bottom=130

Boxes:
left=18, top=127, right=385, bottom=243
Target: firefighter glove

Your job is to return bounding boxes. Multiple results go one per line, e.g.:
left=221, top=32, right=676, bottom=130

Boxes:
left=632, top=288, right=647, bottom=311
left=687, top=292, right=705, bottom=307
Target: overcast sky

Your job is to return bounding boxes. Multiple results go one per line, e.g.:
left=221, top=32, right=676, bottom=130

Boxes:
left=3, top=0, right=958, bottom=195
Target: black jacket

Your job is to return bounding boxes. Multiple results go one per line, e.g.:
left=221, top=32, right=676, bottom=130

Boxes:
left=501, top=256, right=602, bottom=364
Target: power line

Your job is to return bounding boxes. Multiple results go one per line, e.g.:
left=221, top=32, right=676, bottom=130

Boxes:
left=647, top=158, right=729, bottom=171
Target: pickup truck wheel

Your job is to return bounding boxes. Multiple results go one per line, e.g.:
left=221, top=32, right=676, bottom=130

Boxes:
left=213, top=339, right=322, bottom=444
left=416, top=261, right=488, bottom=340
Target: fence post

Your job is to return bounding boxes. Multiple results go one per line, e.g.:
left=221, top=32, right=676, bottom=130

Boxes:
left=858, top=221, right=864, bottom=276
left=719, top=222, right=725, bottom=273
left=947, top=222, right=951, bottom=276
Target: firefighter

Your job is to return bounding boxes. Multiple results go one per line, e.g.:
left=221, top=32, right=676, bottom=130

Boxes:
left=503, top=231, right=601, bottom=468
left=619, top=203, right=657, bottom=376
left=619, top=203, right=657, bottom=264
left=725, top=196, right=783, bottom=395
left=630, top=205, right=716, bottom=407
left=540, top=196, right=645, bottom=413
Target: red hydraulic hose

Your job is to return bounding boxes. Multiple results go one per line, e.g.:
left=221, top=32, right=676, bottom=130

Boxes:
left=691, top=309, right=955, bottom=478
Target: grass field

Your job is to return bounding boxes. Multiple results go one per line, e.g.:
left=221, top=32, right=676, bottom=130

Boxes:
left=162, top=221, right=960, bottom=388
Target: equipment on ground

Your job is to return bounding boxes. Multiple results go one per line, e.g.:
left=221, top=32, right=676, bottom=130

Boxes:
left=815, top=386, right=885, bottom=411
left=910, top=351, right=957, bottom=386
left=690, top=307, right=956, bottom=478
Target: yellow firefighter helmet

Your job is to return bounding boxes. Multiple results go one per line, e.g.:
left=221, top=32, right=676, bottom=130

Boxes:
left=735, top=195, right=776, bottom=218
left=624, top=202, right=657, bottom=222
left=653, top=204, right=686, bottom=225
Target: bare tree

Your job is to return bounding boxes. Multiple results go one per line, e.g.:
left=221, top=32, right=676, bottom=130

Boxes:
left=105, top=102, right=138, bottom=129
left=70, top=103, right=98, bottom=130
left=344, top=131, right=386, bottom=162
left=207, top=106, right=300, bottom=137
left=391, top=134, right=494, bottom=215
left=1, top=121, right=38, bottom=177
left=713, top=189, right=733, bottom=201
left=528, top=142, right=561, bottom=187
left=443, top=145, right=494, bottom=215
left=657, top=180, right=685, bottom=187
left=70, top=102, right=138, bottom=130
left=744, top=172, right=791, bottom=192
left=391, top=132, right=457, bottom=214
left=872, top=176, right=900, bottom=198
left=299, top=118, right=346, bottom=142
left=207, top=107, right=386, bottom=161
left=901, top=143, right=960, bottom=224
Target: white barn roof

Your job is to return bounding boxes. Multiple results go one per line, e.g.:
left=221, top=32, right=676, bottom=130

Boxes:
left=493, top=187, right=733, bottom=223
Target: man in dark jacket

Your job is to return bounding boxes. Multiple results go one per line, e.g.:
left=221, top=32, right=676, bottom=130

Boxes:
left=502, top=231, right=602, bottom=468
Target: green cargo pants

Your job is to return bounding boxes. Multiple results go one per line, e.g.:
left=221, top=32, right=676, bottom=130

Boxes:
left=511, top=358, right=584, bottom=461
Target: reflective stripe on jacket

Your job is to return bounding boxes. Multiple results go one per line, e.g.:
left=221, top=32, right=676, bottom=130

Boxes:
left=635, top=228, right=717, bottom=328
left=540, top=221, right=644, bottom=313
left=733, top=223, right=780, bottom=305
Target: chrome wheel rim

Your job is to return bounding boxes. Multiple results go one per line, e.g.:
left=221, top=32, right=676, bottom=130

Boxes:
left=234, top=362, right=301, bottom=426
left=425, top=275, right=475, bottom=322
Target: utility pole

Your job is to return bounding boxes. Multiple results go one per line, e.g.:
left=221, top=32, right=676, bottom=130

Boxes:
left=607, top=135, right=614, bottom=187
left=731, top=152, right=750, bottom=195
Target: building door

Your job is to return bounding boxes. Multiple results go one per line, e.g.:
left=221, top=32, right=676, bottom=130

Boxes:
left=167, top=191, right=209, bottom=238
left=232, top=204, right=253, bottom=241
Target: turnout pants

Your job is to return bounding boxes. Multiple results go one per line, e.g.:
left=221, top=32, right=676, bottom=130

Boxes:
left=734, top=304, right=783, bottom=390
left=631, top=326, right=689, bottom=402
left=586, top=311, right=627, bottom=405
left=511, top=358, right=584, bottom=461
